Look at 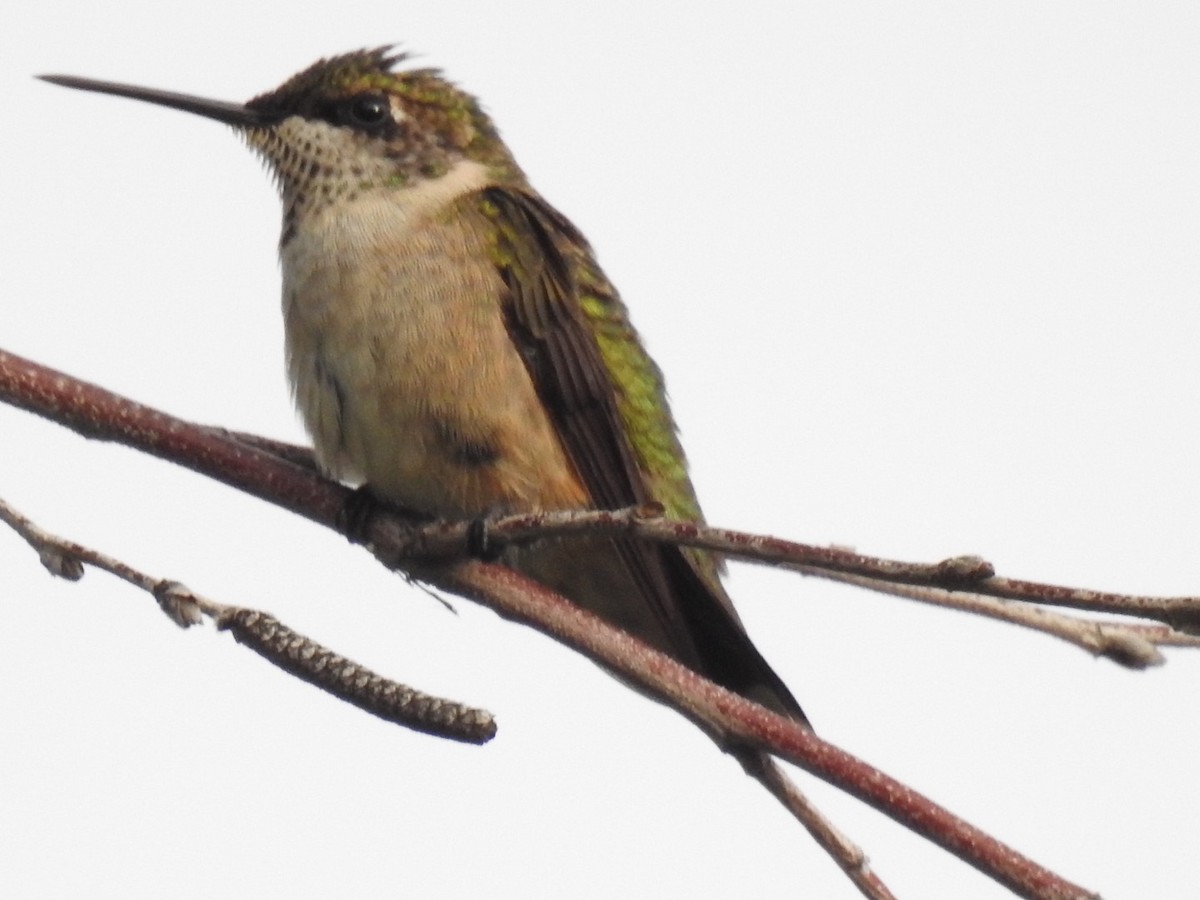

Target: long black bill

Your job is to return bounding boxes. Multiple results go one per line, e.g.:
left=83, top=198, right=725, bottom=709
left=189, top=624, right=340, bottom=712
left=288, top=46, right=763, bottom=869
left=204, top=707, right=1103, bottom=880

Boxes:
left=38, top=75, right=274, bottom=127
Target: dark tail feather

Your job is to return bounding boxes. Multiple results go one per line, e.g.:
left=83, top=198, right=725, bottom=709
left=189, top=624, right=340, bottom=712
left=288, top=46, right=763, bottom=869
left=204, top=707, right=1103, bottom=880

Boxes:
left=664, top=547, right=809, bottom=727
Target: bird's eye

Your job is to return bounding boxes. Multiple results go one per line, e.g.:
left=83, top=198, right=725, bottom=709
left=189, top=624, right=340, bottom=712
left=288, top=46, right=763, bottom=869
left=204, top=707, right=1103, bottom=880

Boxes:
left=344, top=94, right=390, bottom=128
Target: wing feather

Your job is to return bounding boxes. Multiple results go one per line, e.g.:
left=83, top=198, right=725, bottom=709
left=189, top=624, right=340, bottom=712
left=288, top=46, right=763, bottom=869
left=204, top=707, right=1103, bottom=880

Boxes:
left=474, top=186, right=806, bottom=723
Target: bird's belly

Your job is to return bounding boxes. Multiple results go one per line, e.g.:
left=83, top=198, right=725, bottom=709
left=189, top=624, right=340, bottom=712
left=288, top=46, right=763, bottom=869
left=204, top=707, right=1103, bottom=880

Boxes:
left=281, top=206, right=588, bottom=518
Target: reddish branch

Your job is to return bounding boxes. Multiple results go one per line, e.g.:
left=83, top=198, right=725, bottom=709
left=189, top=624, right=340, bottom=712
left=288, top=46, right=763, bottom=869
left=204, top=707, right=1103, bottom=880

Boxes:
left=0, top=347, right=1128, bottom=899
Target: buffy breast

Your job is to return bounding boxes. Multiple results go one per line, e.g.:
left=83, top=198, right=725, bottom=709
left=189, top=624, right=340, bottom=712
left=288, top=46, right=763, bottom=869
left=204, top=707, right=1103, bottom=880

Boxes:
left=279, top=181, right=588, bottom=518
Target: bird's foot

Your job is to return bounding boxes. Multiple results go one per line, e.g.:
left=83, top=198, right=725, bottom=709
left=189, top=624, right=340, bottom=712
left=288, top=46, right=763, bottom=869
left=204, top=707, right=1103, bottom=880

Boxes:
left=466, top=514, right=507, bottom=562
left=338, top=485, right=432, bottom=546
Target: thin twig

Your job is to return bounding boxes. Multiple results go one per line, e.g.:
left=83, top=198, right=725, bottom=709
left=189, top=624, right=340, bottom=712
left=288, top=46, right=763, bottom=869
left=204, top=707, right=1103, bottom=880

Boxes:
left=366, top=506, right=1199, bottom=667
left=739, top=750, right=896, bottom=900
left=813, top=571, right=1178, bottom=668
left=0, top=495, right=496, bottom=744
left=375, top=505, right=1200, bottom=634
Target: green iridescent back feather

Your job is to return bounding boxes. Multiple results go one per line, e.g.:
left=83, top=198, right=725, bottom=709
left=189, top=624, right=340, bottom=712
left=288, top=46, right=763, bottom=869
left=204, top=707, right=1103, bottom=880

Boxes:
left=571, top=249, right=724, bottom=587
left=572, top=262, right=703, bottom=524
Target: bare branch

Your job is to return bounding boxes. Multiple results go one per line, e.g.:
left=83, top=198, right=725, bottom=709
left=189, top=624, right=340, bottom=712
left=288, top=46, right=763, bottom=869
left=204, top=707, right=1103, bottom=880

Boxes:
left=0, top=495, right=496, bottom=744
left=739, top=751, right=896, bottom=900
left=0, top=347, right=1115, bottom=898
left=378, top=506, right=1200, bottom=666
left=815, top=572, right=1178, bottom=668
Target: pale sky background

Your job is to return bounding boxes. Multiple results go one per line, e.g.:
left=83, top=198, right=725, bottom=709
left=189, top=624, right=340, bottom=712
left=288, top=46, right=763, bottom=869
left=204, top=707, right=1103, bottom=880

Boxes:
left=3, top=3, right=1199, bottom=898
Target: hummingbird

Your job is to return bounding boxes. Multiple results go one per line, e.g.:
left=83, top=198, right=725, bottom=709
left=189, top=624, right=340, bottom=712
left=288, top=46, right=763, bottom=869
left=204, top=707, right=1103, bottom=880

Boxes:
left=40, top=47, right=807, bottom=727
